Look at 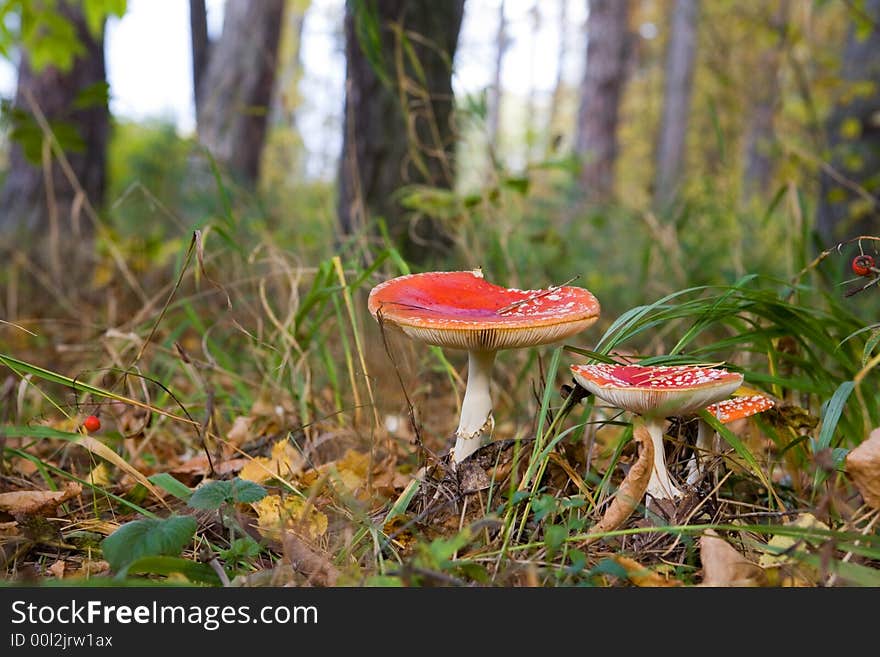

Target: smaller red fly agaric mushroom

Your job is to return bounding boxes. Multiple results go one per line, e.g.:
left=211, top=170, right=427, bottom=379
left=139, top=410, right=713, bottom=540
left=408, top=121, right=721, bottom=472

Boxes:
left=570, top=363, right=743, bottom=501
left=369, top=270, right=600, bottom=464
left=685, top=393, right=775, bottom=486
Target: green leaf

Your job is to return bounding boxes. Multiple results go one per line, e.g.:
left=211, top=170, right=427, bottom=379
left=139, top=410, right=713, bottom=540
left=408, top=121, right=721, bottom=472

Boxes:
left=148, top=473, right=193, bottom=501
left=83, top=0, right=128, bottom=38
left=187, top=478, right=267, bottom=510
left=230, top=478, right=268, bottom=503
left=101, top=515, right=197, bottom=572
left=502, top=176, right=530, bottom=196
left=123, top=556, right=220, bottom=585
left=73, top=81, right=110, bottom=109
left=220, top=537, right=261, bottom=563
left=815, top=381, right=855, bottom=452
left=544, top=524, right=568, bottom=556
left=188, top=480, right=232, bottom=510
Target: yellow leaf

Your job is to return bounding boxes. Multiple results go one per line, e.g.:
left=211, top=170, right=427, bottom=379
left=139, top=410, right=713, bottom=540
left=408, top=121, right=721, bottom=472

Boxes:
left=240, top=439, right=304, bottom=484
left=88, top=462, right=113, bottom=488
left=758, top=513, right=830, bottom=569
left=75, top=436, right=167, bottom=507
left=251, top=494, right=327, bottom=540
left=612, top=556, right=682, bottom=587
left=301, top=449, right=370, bottom=496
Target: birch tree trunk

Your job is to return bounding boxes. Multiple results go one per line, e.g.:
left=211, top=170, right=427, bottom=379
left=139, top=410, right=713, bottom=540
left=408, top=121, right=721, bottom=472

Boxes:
left=653, top=0, right=700, bottom=209
left=741, top=4, right=788, bottom=201
left=196, top=0, right=285, bottom=184
left=575, top=0, right=631, bottom=201
left=487, top=0, right=508, bottom=160
left=546, top=0, right=570, bottom=156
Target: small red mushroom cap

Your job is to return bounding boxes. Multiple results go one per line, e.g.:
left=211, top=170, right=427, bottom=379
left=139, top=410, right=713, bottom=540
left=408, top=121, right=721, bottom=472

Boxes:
left=571, top=363, right=744, bottom=417
left=705, top=394, right=774, bottom=423
left=368, top=270, right=600, bottom=351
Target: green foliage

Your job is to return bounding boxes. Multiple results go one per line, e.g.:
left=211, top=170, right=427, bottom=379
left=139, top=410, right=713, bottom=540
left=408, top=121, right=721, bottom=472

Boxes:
left=101, top=515, right=197, bottom=573
left=0, top=0, right=126, bottom=72
left=4, top=105, right=85, bottom=164
left=123, top=556, right=221, bottom=585
left=187, top=478, right=268, bottom=511
left=147, top=473, right=193, bottom=502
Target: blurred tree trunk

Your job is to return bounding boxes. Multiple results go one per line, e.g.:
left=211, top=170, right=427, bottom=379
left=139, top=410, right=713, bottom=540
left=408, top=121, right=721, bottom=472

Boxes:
left=741, top=3, right=788, bottom=201
left=0, top=1, right=108, bottom=277
left=487, top=0, right=508, bottom=162
left=262, top=1, right=310, bottom=186
left=575, top=0, right=631, bottom=201
left=337, top=0, right=465, bottom=263
left=524, top=2, right=541, bottom=160
left=196, top=0, right=285, bottom=184
left=189, top=0, right=210, bottom=118
left=546, top=0, right=570, bottom=156
left=816, top=0, right=880, bottom=247
left=653, top=0, right=699, bottom=209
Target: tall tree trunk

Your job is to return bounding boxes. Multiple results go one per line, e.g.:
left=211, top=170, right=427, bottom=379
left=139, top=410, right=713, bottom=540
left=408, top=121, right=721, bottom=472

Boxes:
left=546, top=0, right=570, bottom=156
left=741, top=3, right=788, bottom=201
left=524, top=1, right=541, bottom=160
left=0, top=0, right=108, bottom=279
left=653, top=0, right=699, bottom=209
left=189, top=0, right=210, bottom=119
left=196, top=0, right=285, bottom=184
left=575, top=0, right=631, bottom=202
left=816, top=0, right=880, bottom=248
left=487, top=0, right=508, bottom=163
left=337, top=0, right=465, bottom=263
left=262, top=2, right=310, bottom=186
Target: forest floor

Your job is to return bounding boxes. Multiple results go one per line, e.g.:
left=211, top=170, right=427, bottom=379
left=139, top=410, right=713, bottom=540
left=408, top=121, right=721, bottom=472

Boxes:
left=2, top=241, right=880, bottom=588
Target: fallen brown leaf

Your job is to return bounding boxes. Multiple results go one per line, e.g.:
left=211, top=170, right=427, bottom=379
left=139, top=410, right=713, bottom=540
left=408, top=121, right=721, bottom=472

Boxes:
left=282, top=532, right=339, bottom=586
left=226, top=416, right=253, bottom=448
left=46, top=559, right=65, bottom=579
left=170, top=454, right=246, bottom=486
left=0, top=481, right=82, bottom=516
left=700, top=529, right=767, bottom=586
left=845, top=428, right=880, bottom=509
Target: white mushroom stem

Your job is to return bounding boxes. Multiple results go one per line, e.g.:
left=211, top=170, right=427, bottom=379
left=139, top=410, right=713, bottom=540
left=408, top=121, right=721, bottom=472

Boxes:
left=452, top=350, right=497, bottom=464
left=643, top=418, right=683, bottom=500
left=685, top=419, right=717, bottom=486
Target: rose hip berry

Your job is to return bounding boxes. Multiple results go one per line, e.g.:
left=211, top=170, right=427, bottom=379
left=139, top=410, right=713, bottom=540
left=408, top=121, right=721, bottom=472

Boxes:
left=83, top=415, right=101, bottom=432
left=852, top=254, right=875, bottom=277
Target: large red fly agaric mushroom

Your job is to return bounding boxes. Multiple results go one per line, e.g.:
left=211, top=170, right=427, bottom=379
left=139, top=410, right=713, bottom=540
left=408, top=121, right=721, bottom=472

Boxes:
left=369, top=270, right=600, bottom=464
left=685, top=393, right=775, bottom=486
left=570, top=363, right=743, bottom=500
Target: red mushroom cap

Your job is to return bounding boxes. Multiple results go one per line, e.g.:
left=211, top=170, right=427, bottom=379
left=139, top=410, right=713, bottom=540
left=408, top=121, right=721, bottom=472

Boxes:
left=705, top=394, right=774, bottom=423
left=571, top=363, right=744, bottom=417
left=368, top=270, right=600, bottom=351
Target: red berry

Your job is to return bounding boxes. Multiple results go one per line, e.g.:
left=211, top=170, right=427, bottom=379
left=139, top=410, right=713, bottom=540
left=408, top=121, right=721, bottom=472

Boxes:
left=83, top=415, right=101, bottom=432
left=853, top=255, right=875, bottom=277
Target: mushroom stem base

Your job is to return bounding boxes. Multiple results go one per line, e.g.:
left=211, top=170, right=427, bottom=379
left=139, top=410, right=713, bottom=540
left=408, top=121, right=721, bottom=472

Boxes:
left=451, top=350, right=496, bottom=464
left=685, top=420, right=718, bottom=486
left=643, top=419, right=682, bottom=500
